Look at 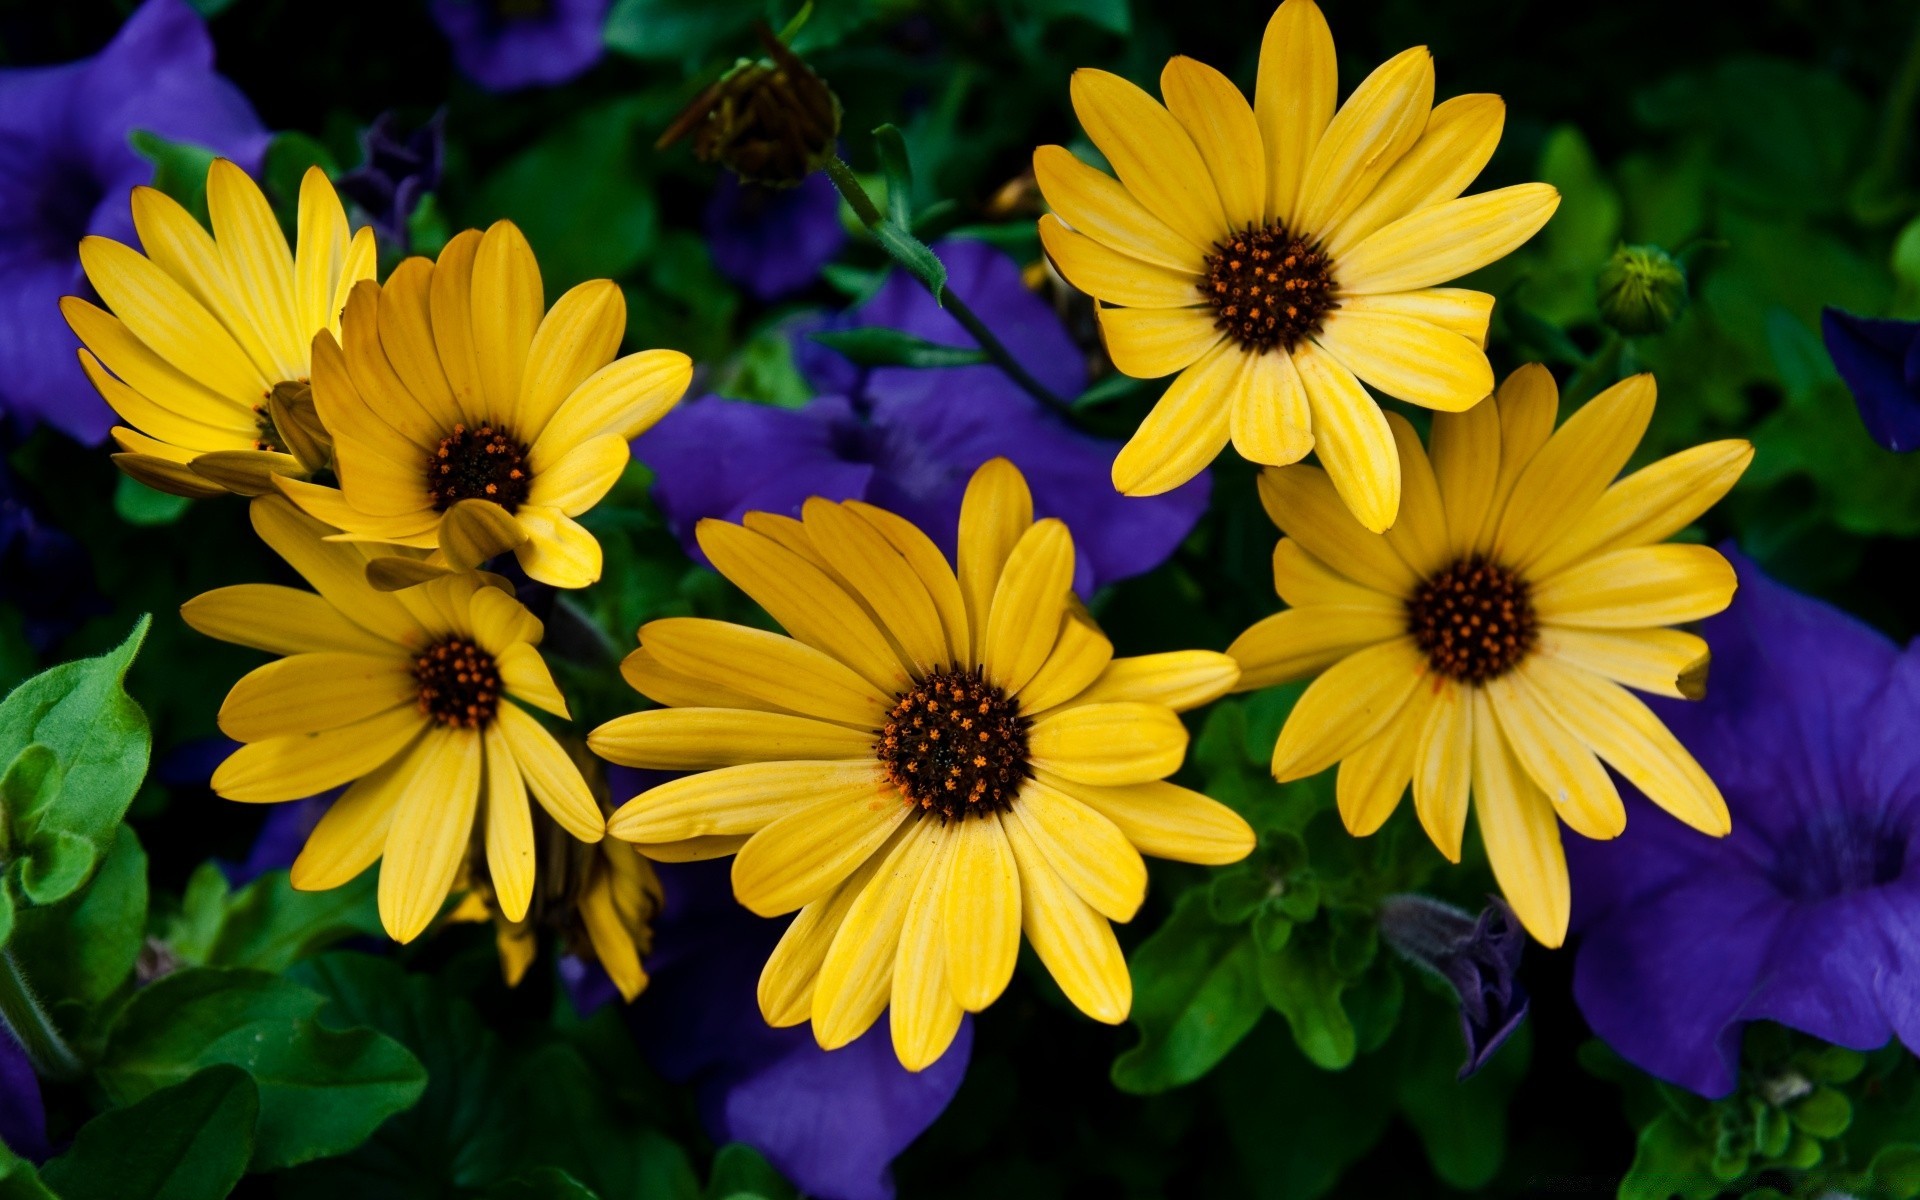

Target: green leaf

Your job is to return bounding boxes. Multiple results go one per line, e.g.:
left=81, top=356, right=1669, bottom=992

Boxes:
left=1788, top=1085, right=1852, bottom=1139
left=872, top=222, right=949, bottom=301
left=603, top=0, right=762, bottom=65
left=112, top=474, right=193, bottom=527
left=873, top=124, right=916, bottom=228
left=0, top=1143, right=57, bottom=1200
left=0, top=617, right=153, bottom=906
left=1257, top=920, right=1357, bottom=1070
left=8, top=823, right=148, bottom=1016
left=1520, top=124, right=1621, bottom=326
left=1111, top=890, right=1266, bottom=1094
left=509, top=1042, right=700, bottom=1200
left=98, top=966, right=427, bottom=1171
left=1869, top=1144, right=1920, bottom=1198
left=128, top=131, right=218, bottom=224
left=167, top=864, right=384, bottom=974
left=1393, top=987, right=1530, bottom=1190
left=807, top=328, right=988, bottom=369
left=705, top=1144, right=796, bottom=1200
left=1621, top=1112, right=1723, bottom=1200
left=484, top=1169, right=604, bottom=1200
left=41, top=1065, right=258, bottom=1200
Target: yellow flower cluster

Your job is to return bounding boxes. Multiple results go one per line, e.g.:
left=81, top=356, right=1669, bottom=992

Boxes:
left=62, top=0, right=1752, bottom=1069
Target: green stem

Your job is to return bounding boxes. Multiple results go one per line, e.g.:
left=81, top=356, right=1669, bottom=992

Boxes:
left=822, top=155, right=1071, bottom=415
left=0, top=944, right=85, bottom=1082
left=1562, top=330, right=1623, bottom=407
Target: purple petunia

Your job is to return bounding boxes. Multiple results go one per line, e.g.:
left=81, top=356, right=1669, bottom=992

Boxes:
left=430, top=0, right=610, bottom=93
left=1821, top=308, right=1920, bottom=453
left=1568, top=548, right=1920, bottom=1097
left=0, top=0, right=270, bottom=443
left=1378, top=894, right=1530, bottom=1078
left=704, top=171, right=848, bottom=301
left=0, top=1028, right=47, bottom=1163
left=636, top=238, right=1210, bottom=594
left=335, top=109, right=445, bottom=252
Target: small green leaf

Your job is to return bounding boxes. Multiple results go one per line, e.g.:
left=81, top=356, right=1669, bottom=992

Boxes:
left=1789, top=1085, right=1852, bottom=1139
left=113, top=473, right=193, bottom=527
left=168, top=865, right=384, bottom=974
left=807, top=328, right=988, bottom=369
left=1869, top=1143, right=1920, bottom=1198
left=705, top=1144, right=796, bottom=1200
left=128, top=131, right=218, bottom=223
left=19, top=827, right=100, bottom=906
left=1112, top=889, right=1266, bottom=1094
left=0, top=1142, right=58, bottom=1199
left=98, top=966, right=427, bottom=1171
left=871, top=223, right=949, bottom=300
left=41, top=1065, right=258, bottom=1200
left=1257, top=921, right=1357, bottom=1070
left=1, top=744, right=59, bottom=833
left=483, top=1169, right=603, bottom=1200
left=1621, top=1112, right=1722, bottom=1200
left=873, top=124, right=916, bottom=228
left=9, top=823, right=148, bottom=1012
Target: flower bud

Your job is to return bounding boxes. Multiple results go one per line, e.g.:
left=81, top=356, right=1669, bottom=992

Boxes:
left=1597, top=244, right=1688, bottom=336
left=657, top=26, right=841, bottom=187
left=1378, top=893, right=1529, bottom=1077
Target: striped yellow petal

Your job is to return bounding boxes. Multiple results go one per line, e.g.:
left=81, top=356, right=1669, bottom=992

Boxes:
left=1004, top=813, right=1130, bottom=1023
left=249, top=496, right=420, bottom=644
left=1270, top=636, right=1423, bottom=780
left=805, top=498, right=950, bottom=677
left=813, top=815, right=944, bottom=1049
left=526, top=433, right=629, bottom=515
left=957, top=457, right=1033, bottom=663
left=983, top=518, right=1074, bottom=694
left=1018, top=613, right=1113, bottom=712
left=1069, top=68, right=1228, bottom=250
left=1231, top=344, right=1315, bottom=469
left=1111, top=340, right=1237, bottom=496
left=1005, top=777, right=1146, bottom=922
left=847, top=500, right=972, bottom=669
left=1334, top=288, right=1495, bottom=348
left=732, top=777, right=910, bottom=916
left=517, top=279, right=625, bottom=436
left=1337, top=183, right=1560, bottom=295
left=77, top=236, right=267, bottom=400
left=608, top=759, right=880, bottom=843
left=1495, top=373, right=1656, bottom=568
left=377, top=257, right=461, bottom=429
left=1254, top=0, right=1336, bottom=226
left=1098, top=305, right=1222, bottom=379
left=1228, top=606, right=1404, bottom=691
left=1048, top=774, right=1253, bottom=865
left=441, top=498, right=528, bottom=572
left=471, top=221, right=544, bottom=422
left=181, top=584, right=400, bottom=657
left=111, top=452, right=232, bottom=499
left=1295, top=46, right=1433, bottom=236
left=1488, top=668, right=1624, bottom=839
left=1530, top=439, right=1754, bottom=578
left=1533, top=544, right=1738, bottom=629
left=1162, top=55, right=1264, bottom=230
left=1312, top=308, right=1492, bottom=413
left=213, top=705, right=425, bottom=803
left=1429, top=399, right=1502, bottom=553
left=589, top=708, right=875, bottom=770
left=1256, top=447, right=1414, bottom=601
left=378, top=727, right=481, bottom=943
left=511, top=505, right=603, bottom=589
left=759, top=846, right=893, bottom=1026
left=1322, top=93, right=1506, bottom=256
left=125, top=185, right=284, bottom=386
left=1269, top=537, right=1402, bottom=610
left=293, top=167, right=353, bottom=338
left=483, top=722, right=535, bottom=923
left=1029, top=701, right=1187, bottom=786
left=531, top=349, right=692, bottom=465
left=1294, top=341, right=1400, bottom=533
left=218, top=653, right=414, bottom=741
left=640, top=617, right=891, bottom=728
left=497, top=643, right=568, bottom=718
left=943, top=814, right=1021, bottom=1011
left=1335, top=680, right=1435, bottom=836
left=289, top=741, right=424, bottom=891
left=619, top=647, right=786, bottom=714
left=494, top=701, right=604, bottom=841
left=1412, top=683, right=1472, bottom=861
left=1032, top=145, right=1203, bottom=272
left=1039, top=214, right=1204, bottom=309
left=206, top=158, right=303, bottom=377
left=1072, top=650, right=1242, bottom=712
left=890, top=838, right=965, bottom=1071
left=426, top=229, right=488, bottom=424
left=1470, top=688, right=1570, bottom=947
left=62, top=297, right=253, bottom=427
left=1536, top=626, right=1709, bottom=701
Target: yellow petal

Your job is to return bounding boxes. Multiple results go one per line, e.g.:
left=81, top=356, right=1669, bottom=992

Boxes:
left=1335, top=680, right=1434, bottom=836
left=1470, top=689, right=1570, bottom=947
left=378, top=728, right=481, bottom=943
left=1475, top=363, right=1561, bottom=554
left=1161, top=55, right=1264, bottom=230
left=470, top=578, right=544, bottom=651
left=62, top=296, right=253, bottom=428
left=632, top=835, right=749, bottom=863
left=126, top=184, right=284, bottom=386
left=497, top=643, right=568, bottom=718
left=1230, top=344, right=1314, bottom=468
left=1018, top=613, right=1114, bottom=712
left=1254, top=0, right=1337, bottom=226
left=182, top=583, right=399, bottom=657
left=1039, top=213, right=1203, bottom=309
left=1292, top=343, right=1401, bottom=533
left=213, top=706, right=425, bottom=803
left=1029, top=701, right=1187, bottom=786
left=732, top=780, right=911, bottom=916
left=890, top=837, right=965, bottom=1071
left=1312, top=309, right=1492, bottom=413
left=1335, top=288, right=1494, bottom=348
left=1072, top=650, right=1242, bottom=712
left=1533, top=544, right=1738, bottom=629
left=1495, top=373, right=1656, bottom=569
left=1488, top=669, right=1624, bottom=839
left=531, top=348, right=692, bottom=464
left=113, top=452, right=229, bottom=499
left=289, top=740, right=426, bottom=891
left=804, top=498, right=950, bottom=678
left=1032, top=145, right=1203, bottom=272
left=983, top=519, right=1075, bottom=694
left=77, top=235, right=268, bottom=400
left=1003, top=813, right=1130, bottom=1023
left=1295, top=46, right=1434, bottom=237
left=1322, top=93, right=1506, bottom=256
left=1269, top=537, right=1404, bottom=610
left=943, top=814, right=1021, bottom=1010
left=590, top=708, right=875, bottom=770
left=1429, top=399, right=1502, bottom=553
left=339, top=281, right=443, bottom=443
left=1531, top=439, right=1754, bottom=579
left=308, top=326, right=434, bottom=456
left=1098, top=305, right=1222, bottom=379
left=759, top=846, right=893, bottom=1026
left=608, top=759, right=881, bottom=843
left=1111, top=340, right=1237, bottom=496
left=956, top=458, right=1032, bottom=664
left=187, top=449, right=305, bottom=497
left=847, top=500, right=972, bottom=669
left=293, top=167, right=352, bottom=340
left=640, top=617, right=891, bottom=728
left=440, top=498, right=529, bottom=571
left=248, top=494, right=423, bottom=645
left=1338, top=183, right=1561, bottom=295
left=1536, top=626, right=1709, bottom=701
left=494, top=701, right=605, bottom=841
left=218, top=653, right=414, bottom=741
left=1523, top=658, right=1730, bottom=836
left=512, top=504, right=603, bottom=589
left=376, top=257, right=461, bottom=429
left=1269, top=637, right=1423, bottom=780
left=470, top=221, right=545, bottom=423
left=1228, top=606, right=1405, bottom=691
left=1049, top=774, right=1253, bottom=865
left=813, top=815, right=944, bottom=1049
left=1069, top=68, right=1228, bottom=249
left=330, top=228, right=378, bottom=341
left=1006, top=777, right=1146, bottom=922
left=1412, top=682, right=1472, bottom=861
left=619, top=646, right=785, bottom=714
left=483, top=722, right=535, bottom=923
left=525, top=433, right=628, bottom=517
left=205, top=159, right=303, bottom=378
left=424, top=229, right=488, bottom=424
left=518, top=278, right=625, bottom=436
left=1380, top=412, right=1450, bottom=576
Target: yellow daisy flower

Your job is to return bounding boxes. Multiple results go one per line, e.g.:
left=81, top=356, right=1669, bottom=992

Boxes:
left=1034, top=0, right=1559, bottom=529
left=277, top=220, right=691, bottom=590
left=589, top=459, right=1256, bottom=1070
left=62, top=160, right=376, bottom=498
left=182, top=495, right=606, bottom=943
left=1227, top=366, right=1754, bottom=946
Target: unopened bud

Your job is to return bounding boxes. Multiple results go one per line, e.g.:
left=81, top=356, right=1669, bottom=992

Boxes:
left=267, top=379, right=333, bottom=473
left=1597, top=244, right=1688, bottom=337
left=657, top=25, right=841, bottom=187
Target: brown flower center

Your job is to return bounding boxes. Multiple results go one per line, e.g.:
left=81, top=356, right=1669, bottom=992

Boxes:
left=1407, top=556, right=1538, bottom=684
left=427, top=423, right=530, bottom=513
left=250, top=380, right=311, bottom=453
left=878, top=667, right=1030, bottom=821
left=1202, top=222, right=1337, bottom=352
left=414, top=637, right=501, bottom=729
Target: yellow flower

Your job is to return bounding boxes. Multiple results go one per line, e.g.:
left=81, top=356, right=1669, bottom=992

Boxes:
left=277, top=220, right=691, bottom=590
left=183, top=495, right=606, bottom=943
left=1034, top=0, right=1559, bottom=529
left=589, top=459, right=1256, bottom=1070
left=1227, top=366, right=1754, bottom=946
left=63, top=160, right=376, bottom=498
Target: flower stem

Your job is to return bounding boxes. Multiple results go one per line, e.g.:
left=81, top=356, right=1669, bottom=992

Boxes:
left=821, top=155, right=1071, bottom=415
left=0, top=944, right=85, bottom=1082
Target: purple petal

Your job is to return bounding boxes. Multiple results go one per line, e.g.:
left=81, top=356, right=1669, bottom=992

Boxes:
left=0, top=1028, right=48, bottom=1163
left=430, top=0, right=609, bottom=92
left=1822, top=307, right=1920, bottom=452
left=705, top=173, right=848, bottom=302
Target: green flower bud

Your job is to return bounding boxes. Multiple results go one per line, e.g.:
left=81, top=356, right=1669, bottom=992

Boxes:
left=1596, top=244, right=1688, bottom=336
left=657, top=26, right=842, bottom=187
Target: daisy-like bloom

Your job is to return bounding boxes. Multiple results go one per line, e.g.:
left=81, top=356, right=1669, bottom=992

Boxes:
left=1227, top=366, right=1754, bottom=946
left=276, top=220, right=691, bottom=590
left=182, top=495, right=606, bottom=943
left=589, top=458, right=1256, bottom=1070
left=62, top=159, right=375, bottom=497
left=1034, top=0, right=1559, bottom=528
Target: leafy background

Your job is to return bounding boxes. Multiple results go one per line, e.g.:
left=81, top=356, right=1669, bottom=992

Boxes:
left=5, top=0, right=1920, bottom=1196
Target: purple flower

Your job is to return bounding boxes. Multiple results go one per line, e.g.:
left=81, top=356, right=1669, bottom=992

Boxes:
left=637, top=239, right=1210, bottom=593
left=1568, top=548, right=1920, bottom=1097
left=430, top=0, right=609, bottom=93
left=0, top=0, right=269, bottom=443
left=335, top=110, right=444, bottom=252
left=1379, top=894, right=1530, bottom=1078
left=1821, top=307, right=1920, bottom=452
left=704, top=172, right=847, bottom=301
left=628, top=857, right=970, bottom=1200
left=0, top=1029, right=47, bottom=1163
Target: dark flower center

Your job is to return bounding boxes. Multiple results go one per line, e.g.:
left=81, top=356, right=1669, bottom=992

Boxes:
left=1772, top=813, right=1909, bottom=901
left=1407, top=556, right=1538, bottom=684
left=427, top=423, right=530, bottom=512
left=1202, top=222, right=1338, bottom=352
left=414, top=637, right=501, bottom=729
left=878, top=667, right=1030, bottom=820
